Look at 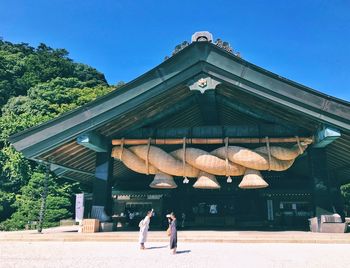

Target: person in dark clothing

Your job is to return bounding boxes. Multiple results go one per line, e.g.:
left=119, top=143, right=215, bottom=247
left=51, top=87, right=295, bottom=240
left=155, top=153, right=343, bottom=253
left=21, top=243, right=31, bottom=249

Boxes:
left=167, top=212, right=177, bottom=254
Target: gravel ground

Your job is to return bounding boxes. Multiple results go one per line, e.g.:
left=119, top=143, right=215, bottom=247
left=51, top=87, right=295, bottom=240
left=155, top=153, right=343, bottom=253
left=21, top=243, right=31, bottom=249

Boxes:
left=1, top=241, right=350, bottom=268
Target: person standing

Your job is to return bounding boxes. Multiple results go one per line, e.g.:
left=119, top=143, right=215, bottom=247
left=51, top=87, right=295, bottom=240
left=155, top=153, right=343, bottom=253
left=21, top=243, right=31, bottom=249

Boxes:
left=167, top=212, right=177, bottom=254
left=138, top=210, right=153, bottom=250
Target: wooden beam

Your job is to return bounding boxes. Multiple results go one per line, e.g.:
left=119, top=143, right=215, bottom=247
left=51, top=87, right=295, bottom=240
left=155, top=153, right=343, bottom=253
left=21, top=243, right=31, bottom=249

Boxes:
left=51, top=166, right=67, bottom=176
left=114, top=125, right=310, bottom=139
left=77, top=132, right=108, bottom=152
left=60, top=175, right=93, bottom=186
left=313, top=126, right=341, bottom=148
left=49, top=163, right=94, bottom=176
left=332, top=163, right=350, bottom=173
left=112, top=136, right=313, bottom=145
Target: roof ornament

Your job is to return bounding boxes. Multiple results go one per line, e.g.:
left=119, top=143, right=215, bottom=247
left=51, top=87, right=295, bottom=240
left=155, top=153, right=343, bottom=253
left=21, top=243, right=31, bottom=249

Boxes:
left=172, top=41, right=189, bottom=56
left=214, top=38, right=241, bottom=57
left=197, top=78, right=207, bottom=88
left=191, top=31, right=213, bottom=42
left=164, top=31, right=241, bottom=60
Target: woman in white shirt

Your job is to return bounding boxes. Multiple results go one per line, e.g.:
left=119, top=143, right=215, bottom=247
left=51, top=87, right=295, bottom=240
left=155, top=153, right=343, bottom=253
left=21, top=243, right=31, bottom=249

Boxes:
left=138, top=210, right=153, bottom=249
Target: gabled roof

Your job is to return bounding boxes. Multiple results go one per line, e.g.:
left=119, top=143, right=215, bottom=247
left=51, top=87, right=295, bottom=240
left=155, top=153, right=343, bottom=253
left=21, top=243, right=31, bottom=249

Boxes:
left=9, top=41, right=350, bottom=184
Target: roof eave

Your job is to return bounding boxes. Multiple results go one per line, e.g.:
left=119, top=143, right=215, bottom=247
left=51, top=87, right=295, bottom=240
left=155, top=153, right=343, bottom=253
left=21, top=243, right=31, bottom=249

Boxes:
left=9, top=42, right=350, bottom=160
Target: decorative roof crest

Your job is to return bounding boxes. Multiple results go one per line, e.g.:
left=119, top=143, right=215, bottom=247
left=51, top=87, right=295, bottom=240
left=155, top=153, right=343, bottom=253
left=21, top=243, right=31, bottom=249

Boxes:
left=165, top=31, right=241, bottom=60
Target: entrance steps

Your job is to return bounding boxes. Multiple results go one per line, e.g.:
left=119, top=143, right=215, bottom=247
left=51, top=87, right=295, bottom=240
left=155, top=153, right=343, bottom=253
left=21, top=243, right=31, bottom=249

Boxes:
left=1, top=226, right=350, bottom=243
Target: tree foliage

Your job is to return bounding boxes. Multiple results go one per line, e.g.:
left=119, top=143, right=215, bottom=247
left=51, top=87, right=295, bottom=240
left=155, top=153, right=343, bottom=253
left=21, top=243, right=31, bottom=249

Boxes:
left=340, top=184, right=350, bottom=216
left=0, top=40, right=107, bottom=109
left=1, top=170, right=81, bottom=230
left=0, top=39, right=121, bottom=230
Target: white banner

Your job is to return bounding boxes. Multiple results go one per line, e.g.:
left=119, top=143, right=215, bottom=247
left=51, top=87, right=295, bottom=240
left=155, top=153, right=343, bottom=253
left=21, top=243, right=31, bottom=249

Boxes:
left=267, top=199, right=274, bottom=221
left=75, top=193, right=84, bottom=223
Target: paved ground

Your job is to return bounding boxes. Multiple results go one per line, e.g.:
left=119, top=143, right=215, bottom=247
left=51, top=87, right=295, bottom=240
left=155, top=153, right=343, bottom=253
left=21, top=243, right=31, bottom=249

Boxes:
left=1, top=241, right=350, bottom=268
left=2, top=226, right=350, bottom=243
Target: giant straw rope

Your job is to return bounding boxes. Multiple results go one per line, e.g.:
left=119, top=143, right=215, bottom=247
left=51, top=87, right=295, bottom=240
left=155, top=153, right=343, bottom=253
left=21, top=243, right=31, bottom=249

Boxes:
left=111, top=138, right=313, bottom=183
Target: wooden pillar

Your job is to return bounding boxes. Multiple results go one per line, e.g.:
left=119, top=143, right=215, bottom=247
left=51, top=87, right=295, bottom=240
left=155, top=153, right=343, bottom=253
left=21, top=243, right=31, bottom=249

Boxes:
left=92, top=146, right=114, bottom=216
left=308, top=148, right=333, bottom=217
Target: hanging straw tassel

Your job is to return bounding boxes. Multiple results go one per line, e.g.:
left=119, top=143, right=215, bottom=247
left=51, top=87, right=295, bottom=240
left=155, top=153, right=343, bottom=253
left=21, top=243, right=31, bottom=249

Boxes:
left=266, top=136, right=271, bottom=171
left=193, top=171, right=221, bottom=189
left=295, top=136, right=304, bottom=155
left=239, top=169, right=268, bottom=189
left=149, top=172, right=177, bottom=189
left=224, top=137, right=232, bottom=183
left=119, top=138, right=125, bottom=160
left=182, top=137, right=189, bottom=184
left=145, top=138, right=151, bottom=175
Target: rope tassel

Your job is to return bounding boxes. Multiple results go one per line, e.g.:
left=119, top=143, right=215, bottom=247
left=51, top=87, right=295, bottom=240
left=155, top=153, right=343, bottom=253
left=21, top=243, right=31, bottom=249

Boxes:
left=225, top=137, right=232, bottom=183
left=182, top=137, right=189, bottom=184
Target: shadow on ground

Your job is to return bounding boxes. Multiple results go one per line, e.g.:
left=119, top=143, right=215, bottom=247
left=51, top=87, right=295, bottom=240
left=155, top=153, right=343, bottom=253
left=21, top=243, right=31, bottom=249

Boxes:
left=146, top=245, right=168, bottom=250
left=176, top=250, right=191, bottom=254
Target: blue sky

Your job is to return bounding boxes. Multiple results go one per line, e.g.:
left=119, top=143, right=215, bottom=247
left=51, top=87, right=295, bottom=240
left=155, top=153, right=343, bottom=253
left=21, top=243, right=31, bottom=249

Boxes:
left=1, top=0, right=349, bottom=101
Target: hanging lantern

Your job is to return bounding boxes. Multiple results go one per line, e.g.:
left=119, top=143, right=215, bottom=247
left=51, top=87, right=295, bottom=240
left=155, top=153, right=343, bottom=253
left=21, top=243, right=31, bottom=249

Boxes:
left=150, top=173, right=177, bottom=189
left=193, top=172, right=221, bottom=189
left=239, top=169, right=268, bottom=189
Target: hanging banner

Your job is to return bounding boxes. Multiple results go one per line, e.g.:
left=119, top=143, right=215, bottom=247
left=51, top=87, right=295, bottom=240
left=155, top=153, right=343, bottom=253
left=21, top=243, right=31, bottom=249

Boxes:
left=75, top=193, right=84, bottom=223
left=267, top=199, right=274, bottom=221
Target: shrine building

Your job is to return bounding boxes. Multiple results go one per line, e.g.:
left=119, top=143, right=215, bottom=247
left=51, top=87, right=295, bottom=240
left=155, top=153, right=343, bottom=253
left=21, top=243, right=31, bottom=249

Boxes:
left=9, top=32, right=350, bottom=230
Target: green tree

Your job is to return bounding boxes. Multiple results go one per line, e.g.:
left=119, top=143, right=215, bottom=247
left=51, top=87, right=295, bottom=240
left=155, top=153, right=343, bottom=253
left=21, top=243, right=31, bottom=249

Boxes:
left=0, top=146, right=31, bottom=222
left=341, top=184, right=350, bottom=216
left=1, top=169, right=79, bottom=230
left=2, top=77, right=114, bottom=119
left=0, top=38, right=123, bottom=230
left=0, top=40, right=108, bottom=109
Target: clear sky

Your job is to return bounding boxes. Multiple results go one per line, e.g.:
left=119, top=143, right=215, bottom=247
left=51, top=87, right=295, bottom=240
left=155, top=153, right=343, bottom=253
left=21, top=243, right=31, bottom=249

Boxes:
left=1, top=0, right=349, bottom=101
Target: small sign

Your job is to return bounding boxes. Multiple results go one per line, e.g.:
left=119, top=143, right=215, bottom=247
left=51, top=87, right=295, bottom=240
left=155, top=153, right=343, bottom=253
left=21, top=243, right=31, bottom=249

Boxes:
left=292, top=203, right=297, bottom=210
left=75, top=193, right=84, bottom=223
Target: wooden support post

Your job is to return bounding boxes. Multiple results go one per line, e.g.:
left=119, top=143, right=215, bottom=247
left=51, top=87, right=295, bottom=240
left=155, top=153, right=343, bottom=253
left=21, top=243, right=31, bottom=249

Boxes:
left=92, top=146, right=114, bottom=217
left=308, top=148, right=333, bottom=217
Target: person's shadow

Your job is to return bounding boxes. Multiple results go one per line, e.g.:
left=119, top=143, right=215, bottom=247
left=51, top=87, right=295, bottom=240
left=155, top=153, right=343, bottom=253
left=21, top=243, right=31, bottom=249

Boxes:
left=145, top=246, right=191, bottom=254
left=146, top=245, right=168, bottom=250
left=175, top=250, right=191, bottom=254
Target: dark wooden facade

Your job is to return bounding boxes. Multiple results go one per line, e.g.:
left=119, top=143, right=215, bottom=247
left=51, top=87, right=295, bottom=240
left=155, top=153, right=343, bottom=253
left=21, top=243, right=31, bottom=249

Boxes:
left=9, top=35, right=350, bottom=230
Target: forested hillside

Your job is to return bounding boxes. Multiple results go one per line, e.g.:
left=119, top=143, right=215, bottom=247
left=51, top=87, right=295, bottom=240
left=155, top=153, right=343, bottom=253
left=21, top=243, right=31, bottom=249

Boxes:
left=0, top=39, right=121, bottom=230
